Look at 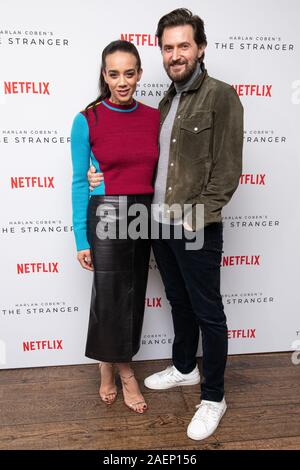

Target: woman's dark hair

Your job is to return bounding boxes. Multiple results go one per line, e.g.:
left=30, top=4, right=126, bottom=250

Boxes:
left=85, top=40, right=142, bottom=118
left=156, top=8, right=207, bottom=65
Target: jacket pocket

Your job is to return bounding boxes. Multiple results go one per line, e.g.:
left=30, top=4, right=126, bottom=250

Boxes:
left=179, top=112, right=212, bottom=160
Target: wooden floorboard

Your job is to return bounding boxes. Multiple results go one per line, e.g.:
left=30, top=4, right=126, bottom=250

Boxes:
left=0, top=352, right=299, bottom=450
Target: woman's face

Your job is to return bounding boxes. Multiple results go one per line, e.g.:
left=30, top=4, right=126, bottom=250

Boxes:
left=102, top=51, right=142, bottom=105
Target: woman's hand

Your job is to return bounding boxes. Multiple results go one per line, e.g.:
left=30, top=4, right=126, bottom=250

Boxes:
left=77, top=249, right=94, bottom=271
left=87, top=165, right=104, bottom=191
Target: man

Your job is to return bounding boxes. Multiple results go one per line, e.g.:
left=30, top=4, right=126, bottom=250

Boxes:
left=87, top=9, right=243, bottom=440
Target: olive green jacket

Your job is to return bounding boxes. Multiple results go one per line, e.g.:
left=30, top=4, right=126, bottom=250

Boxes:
left=158, top=68, right=243, bottom=229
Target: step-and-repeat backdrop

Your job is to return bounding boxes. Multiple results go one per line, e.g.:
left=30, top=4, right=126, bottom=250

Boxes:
left=1, top=0, right=299, bottom=368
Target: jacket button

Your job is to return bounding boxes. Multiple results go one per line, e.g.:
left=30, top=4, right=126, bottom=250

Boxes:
left=194, top=127, right=198, bottom=131
left=168, top=187, right=172, bottom=191
left=172, top=138, right=176, bottom=143
left=170, top=162, right=174, bottom=167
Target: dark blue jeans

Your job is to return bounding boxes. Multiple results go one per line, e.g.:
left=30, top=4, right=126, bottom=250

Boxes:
left=152, top=222, right=227, bottom=402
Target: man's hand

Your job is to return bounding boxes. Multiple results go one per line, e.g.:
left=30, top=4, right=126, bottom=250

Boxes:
left=87, top=165, right=104, bottom=191
left=77, top=249, right=94, bottom=271
left=183, top=220, right=194, bottom=232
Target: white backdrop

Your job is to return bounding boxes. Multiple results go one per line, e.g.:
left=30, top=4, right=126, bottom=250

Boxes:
left=0, top=0, right=299, bottom=368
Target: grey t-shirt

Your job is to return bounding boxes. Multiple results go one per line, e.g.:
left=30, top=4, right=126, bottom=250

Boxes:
left=152, top=63, right=201, bottom=224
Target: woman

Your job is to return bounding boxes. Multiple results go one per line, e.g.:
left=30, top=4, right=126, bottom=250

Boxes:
left=71, top=40, right=159, bottom=413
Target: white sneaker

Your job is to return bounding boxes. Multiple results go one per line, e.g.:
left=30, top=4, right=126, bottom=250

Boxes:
left=144, top=365, right=200, bottom=390
left=187, top=397, right=227, bottom=440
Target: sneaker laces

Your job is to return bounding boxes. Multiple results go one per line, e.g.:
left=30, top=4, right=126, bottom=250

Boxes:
left=193, top=401, right=223, bottom=423
left=160, top=366, right=184, bottom=383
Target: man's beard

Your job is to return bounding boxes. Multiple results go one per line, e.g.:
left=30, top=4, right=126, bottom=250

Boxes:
left=164, top=57, right=199, bottom=84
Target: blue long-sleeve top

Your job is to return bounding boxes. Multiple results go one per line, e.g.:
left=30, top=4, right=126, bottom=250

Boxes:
left=71, top=112, right=105, bottom=251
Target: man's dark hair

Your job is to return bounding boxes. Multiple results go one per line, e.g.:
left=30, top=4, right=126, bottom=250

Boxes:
left=156, top=8, right=207, bottom=50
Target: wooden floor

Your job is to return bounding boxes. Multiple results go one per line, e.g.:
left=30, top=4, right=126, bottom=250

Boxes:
left=0, top=352, right=299, bottom=450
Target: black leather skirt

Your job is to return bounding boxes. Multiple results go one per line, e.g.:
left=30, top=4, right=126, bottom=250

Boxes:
left=85, top=194, right=152, bottom=362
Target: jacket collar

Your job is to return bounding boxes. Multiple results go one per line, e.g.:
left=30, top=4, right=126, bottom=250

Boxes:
left=162, top=68, right=208, bottom=104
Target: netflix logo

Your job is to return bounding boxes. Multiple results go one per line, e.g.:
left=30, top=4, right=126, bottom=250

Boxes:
left=222, top=255, right=261, bottom=267
left=120, top=33, right=158, bottom=47
left=17, top=262, right=59, bottom=274
left=232, top=84, right=272, bottom=97
left=10, top=176, right=55, bottom=189
left=240, top=174, right=266, bottom=185
left=228, top=329, right=256, bottom=339
left=145, top=297, right=162, bottom=308
left=23, top=339, right=63, bottom=351
left=3, top=81, right=50, bottom=95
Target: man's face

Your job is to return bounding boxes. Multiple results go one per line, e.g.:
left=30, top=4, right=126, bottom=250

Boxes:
left=161, top=24, right=206, bottom=84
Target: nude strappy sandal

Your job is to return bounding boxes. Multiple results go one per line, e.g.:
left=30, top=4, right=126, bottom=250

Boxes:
left=120, top=372, right=148, bottom=414
left=98, top=362, right=117, bottom=405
